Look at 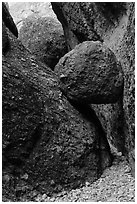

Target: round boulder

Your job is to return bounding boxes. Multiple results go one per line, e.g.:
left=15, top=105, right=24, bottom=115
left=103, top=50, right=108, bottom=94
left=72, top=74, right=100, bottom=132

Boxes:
left=2, top=31, right=112, bottom=197
left=55, top=41, right=124, bottom=104
left=19, top=15, right=67, bottom=70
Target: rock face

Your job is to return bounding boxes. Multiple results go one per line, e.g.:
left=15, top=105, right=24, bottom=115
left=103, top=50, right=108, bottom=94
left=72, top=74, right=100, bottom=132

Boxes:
left=19, top=15, right=67, bottom=70
left=91, top=100, right=125, bottom=153
left=55, top=41, right=123, bottom=104
left=51, top=2, right=103, bottom=51
left=8, top=2, right=68, bottom=70
left=52, top=2, right=135, bottom=175
left=51, top=2, right=127, bottom=50
left=2, top=21, right=9, bottom=54
left=2, top=4, right=112, bottom=199
left=2, top=2, right=18, bottom=38
left=119, top=3, right=135, bottom=175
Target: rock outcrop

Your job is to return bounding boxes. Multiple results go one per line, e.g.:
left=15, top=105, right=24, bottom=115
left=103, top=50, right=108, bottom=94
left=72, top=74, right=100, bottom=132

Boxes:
left=52, top=2, right=135, bottom=175
left=8, top=2, right=68, bottom=70
left=55, top=41, right=123, bottom=104
left=19, top=15, right=67, bottom=69
left=2, top=2, right=18, bottom=38
left=2, top=3, right=112, bottom=200
left=2, top=2, right=135, bottom=201
left=119, top=3, right=135, bottom=175
left=91, top=100, right=125, bottom=153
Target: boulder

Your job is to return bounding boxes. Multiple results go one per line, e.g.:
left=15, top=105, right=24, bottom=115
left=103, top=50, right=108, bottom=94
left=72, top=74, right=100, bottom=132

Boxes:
left=51, top=2, right=103, bottom=51
left=51, top=2, right=127, bottom=50
left=52, top=2, right=135, bottom=175
left=55, top=41, right=123, bottom=104
left=8, top=2, right=68, bottom=70
left=2, top=17, right=112, bottom=199
left=19, top=15, right=67, bottom=70
left=8, top=2, right=57, bottom=27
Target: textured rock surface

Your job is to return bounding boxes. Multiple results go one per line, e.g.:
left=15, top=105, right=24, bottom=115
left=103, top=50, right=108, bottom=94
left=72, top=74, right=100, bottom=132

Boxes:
left=8, top=2, right=57, bottom=29
left=2, top=2, right=18, bottom=38
left=2, top=14, right=112, bottom=200
left=55, top=41, right=123, bottom=104
left=51, top=2, right=103, bottom=51
left=8, top=2, right=67, bottom=70
left=52, top=2, right=135, bottom=175
left=2, top=2, right=135, bottom=201
left=51, top=2, right=127, bottom=50
left=91, top=100, right=125, bottom=153
left=118, top=3, right=135, bottom=175
left=3, top=151, right=135, bottom=202
left=19, top=15, right=67, bottom=69
left=2, top=21, right=9, bottom=54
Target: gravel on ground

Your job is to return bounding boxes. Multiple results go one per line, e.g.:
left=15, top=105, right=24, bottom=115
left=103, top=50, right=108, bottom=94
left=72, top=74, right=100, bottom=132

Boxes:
left=21, top=147, right=135, bottom=202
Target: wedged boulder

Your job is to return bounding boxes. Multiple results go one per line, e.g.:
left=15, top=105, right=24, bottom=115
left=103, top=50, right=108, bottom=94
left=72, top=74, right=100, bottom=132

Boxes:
left=2, top=21, right=112, bottom=198
left=55, top=41, right=123, bottom=104
left=52, top=2, right=135, bottom=175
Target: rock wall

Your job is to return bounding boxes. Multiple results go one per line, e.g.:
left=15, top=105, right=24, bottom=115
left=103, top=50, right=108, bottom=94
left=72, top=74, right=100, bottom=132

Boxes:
left=2, top=3, right=112, bottom=199
left=51, top=2, right=135, bottom=175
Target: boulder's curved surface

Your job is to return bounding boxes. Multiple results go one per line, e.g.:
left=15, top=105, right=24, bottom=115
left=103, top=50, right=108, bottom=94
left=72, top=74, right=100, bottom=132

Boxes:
left=8, top=2, right=57, bottom=27
left=55, top=41, right=123, bottom=104
left=52, top=2, right=135, bottom=175
left=19, top=15, right=67, bottom=70
left=8, top=2, right=68, bottom=70
left=2, top=17, right=112, bottom=198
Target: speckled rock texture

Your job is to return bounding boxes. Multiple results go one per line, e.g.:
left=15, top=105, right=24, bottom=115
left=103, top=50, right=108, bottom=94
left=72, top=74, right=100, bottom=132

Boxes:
left=3, top=150, right=135, bottom=202
left=8, top=2, right=68, bottom=70
left=91, top=100, right=125, bottom=153
left=8, top=2, right=57, bottom=27
left=52, top=2, right=135, bottom=175
left=2, top=6, right=112, bottom=199
left=119, top=3, right=135, bottom=175
left=55, top=41, right=123, bottom=104
left=19, top=15, right=67, bottom=70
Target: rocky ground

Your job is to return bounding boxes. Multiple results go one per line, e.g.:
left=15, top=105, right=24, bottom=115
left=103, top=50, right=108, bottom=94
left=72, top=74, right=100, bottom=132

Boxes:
left=14, top=148, right=135, bottom=202
left=3, top=2, right=135, bottom=202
